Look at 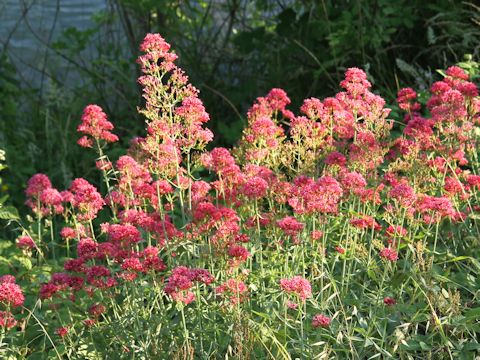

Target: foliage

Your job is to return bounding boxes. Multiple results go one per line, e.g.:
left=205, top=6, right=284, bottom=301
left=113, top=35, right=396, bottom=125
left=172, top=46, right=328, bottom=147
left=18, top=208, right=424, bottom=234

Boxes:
left=0, top=33, right=479, bottom=359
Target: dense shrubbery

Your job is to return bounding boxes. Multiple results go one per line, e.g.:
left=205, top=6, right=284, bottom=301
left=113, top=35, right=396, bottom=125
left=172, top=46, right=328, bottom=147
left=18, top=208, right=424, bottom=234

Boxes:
left=1, top=33, right=480, bottom=359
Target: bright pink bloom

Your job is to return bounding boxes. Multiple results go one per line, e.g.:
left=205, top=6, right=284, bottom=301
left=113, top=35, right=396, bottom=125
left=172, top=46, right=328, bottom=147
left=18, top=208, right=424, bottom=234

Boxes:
left=165, top=267, right=214, bottom=304
left=350, top=215, right=380, bottom=230
left=39, top=283, right=60, bottom=299
left=325, top=152, right=347, bottom=167
left=289, top=176, right=343, bottom=214
left=279, top=276, right=312, bottom=301
left=397, top=87, right=420, bottom=112
left=300, top=97, right=325, bottom=119
left=60, top=227, right=76, bottom=240
left=216, top=278, right=248, bottom=305
left=26, top=174, right=51, bottom=197
left=228, top=245, right=251, bottom=263
left=242, top=176, right=268, bottom=199
left=69, top=178, right=105, bottom=221
left=311, top=230, right=323, bottom=241
left=96, top=159, right=112, bottom=171
left=467, top=175, right=480, bottom=188
left=16, top=236, right=35, bottom=250
left=277, top=216, right=304, bottom=237
left=445, top=66, right=469, bottom=80
left=417, top=195, right=456, bottom=221
left=139, top=33, right=171, bottom=54
left=0, top=275, right=15, bottom=284
left=389, top=183, right=416, bottom=207
left=77, top=237, right=98, bottom=259
left=104, top=223, right=141, bottom=246
left=0, top=311, right=17, bottom=329
left=265, top=88, right=291, bottom=111
left=340, top=171, right=367, bottom=195
left=56, top=327, right=69, bottom=337
left=286, top=300, right=298, bottom=309
left=0, top=278, right=24, bottom=308
left=312, top=314, right=331, bottom=328
left=379, top=247, right=398, bottom=262
left=340, top=67, right=371, bottom=95
left=77, top=104, right=118, bottom=146
left=121, top=257, right=144, bottom=272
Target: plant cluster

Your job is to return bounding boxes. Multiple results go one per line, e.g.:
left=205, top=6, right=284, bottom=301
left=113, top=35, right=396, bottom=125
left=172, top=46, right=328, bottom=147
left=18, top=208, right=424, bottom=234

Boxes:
left=1, top=33, right=480, bottom=359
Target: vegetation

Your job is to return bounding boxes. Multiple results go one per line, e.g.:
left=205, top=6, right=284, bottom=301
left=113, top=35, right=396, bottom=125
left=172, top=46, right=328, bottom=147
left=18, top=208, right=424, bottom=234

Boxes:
left=0, top=32, right=480, bottom=359
left=0, top=2, right=479, bottom=358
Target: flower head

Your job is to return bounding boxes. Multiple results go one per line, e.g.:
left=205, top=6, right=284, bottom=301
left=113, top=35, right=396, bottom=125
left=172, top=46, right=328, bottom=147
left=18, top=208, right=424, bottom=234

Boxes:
left=0, top=277, right=24, bottom=308
left=379, top=247, right=398, bottom=262
left=312, top=314, right=331, bottom=328
left=279, top=276, right=312, bottom=301
left=384, top=297, right=396, bottom=306
left=77, top=105, right=118, bottom=146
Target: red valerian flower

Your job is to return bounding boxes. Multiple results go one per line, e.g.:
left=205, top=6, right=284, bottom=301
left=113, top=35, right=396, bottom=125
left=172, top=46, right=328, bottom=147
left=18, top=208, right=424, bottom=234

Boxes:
left=216, top=278, right=249, bottom=305
left=77, top=104, right=118, bottom=147
left=350, top=215, right=381, bottom=231
left=397, top=87, right=420, bottom=112
left=69, top=178, right=105, bottom=221
left=445, top=66, right=469, bottom=80
left=312, top=314, right=331, bottom=328
left=83, top=319, right=96, bottom=328
left=389, top=183, right=416, bottom=207
left=56, top=327, right=69, bottom=337
left=77, top=237, right=98, bottom=259
left=164, top=266, right=214, bottom=305
left=300, top=97, right=325, bottom=119
left=25, top=173, right=65, bottom=216
left=60, top=227, right=77, bottom=240
left=242, top=176, right=269, bottom=199
left=0, top=275, right=15, bottom=284
left=417, top=195, right=456, bottom=222
left=277, top=216, right=304, bottom=237
left=0, top=311, right=17, bottom=329
left=89, top=303, right=106, bottom=318
left=228, top=245, right=251, bottom=263
left=288, top=176, right=343, bottom=215
left=16, top=235, right=35, bottom=250
left=25, top=173, right=51, bottom=198
left=335, top=246, right=345, bottom=254
left=279, top=276, right=312, bottom=301
left=384, top=297, right=396, bottom=306
left=0, top=276, right=24, bottom=308
left=139, top=33, right=171, bottom=54
left=379, top=247, right=398, bottom=262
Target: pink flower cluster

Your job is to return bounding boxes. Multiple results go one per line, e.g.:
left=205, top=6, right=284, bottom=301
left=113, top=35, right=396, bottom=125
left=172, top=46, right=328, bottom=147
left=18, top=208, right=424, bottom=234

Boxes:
left=0, top=275, right=24, bottom=308
left=0, top=276, right=24, bottom=330
left=288, top=176, right=343, bottom=215
left=77, top=104, right=118, bottom=147
left=164, top=266, right=214, bottom=304
left=279, top=276, right=312, bottom=302
left=216, top=278, right=249, bottom=305
left=25, top=173, right=64, bottom=216
left=16, top=235, right=35, bottom=250
left=379, top=247, right=398, bottom=262
left=312, top=314, right=331, bottom=328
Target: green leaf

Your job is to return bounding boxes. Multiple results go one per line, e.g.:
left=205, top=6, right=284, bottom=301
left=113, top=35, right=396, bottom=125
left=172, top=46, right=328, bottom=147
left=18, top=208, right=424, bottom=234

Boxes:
left=0, top=205, right=19, bottom=220
left=464, top=307, right=480, bottom=320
